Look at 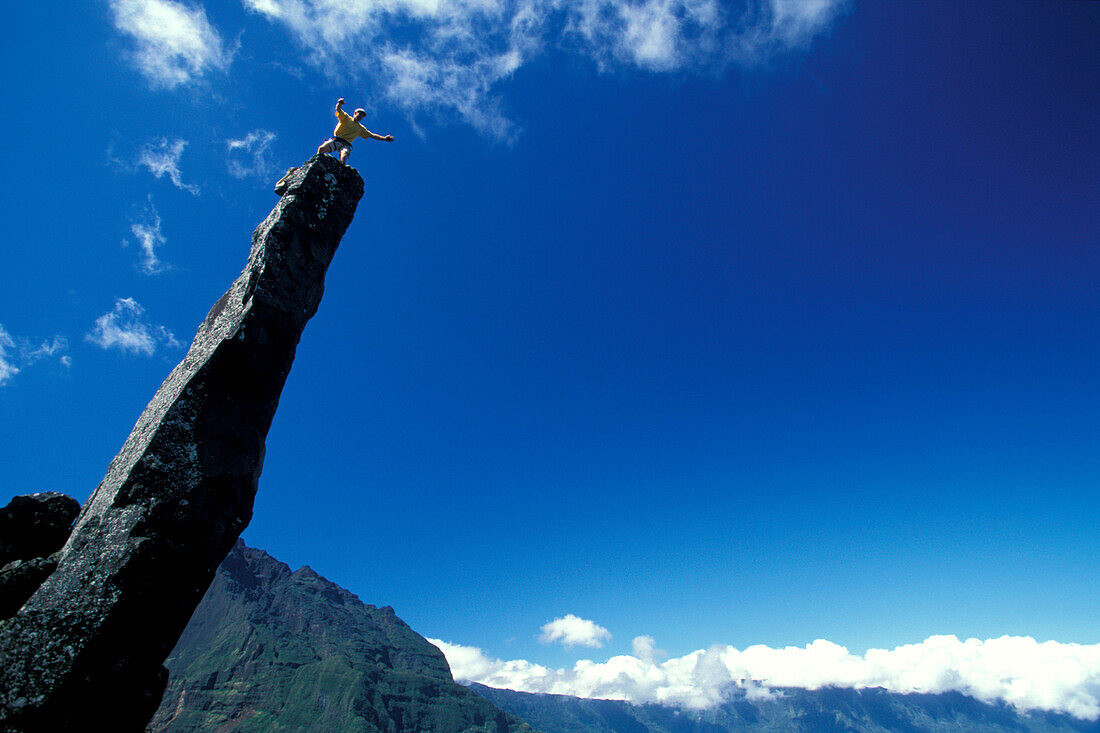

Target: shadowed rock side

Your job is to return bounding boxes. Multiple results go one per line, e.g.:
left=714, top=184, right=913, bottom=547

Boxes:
left=150, top=542, right=536, bottom=733
left=0, top=155, right=363, bottom=732
left=0, top=493, right=80, bottom=618
left=469, top=683, right=1100, bottom=733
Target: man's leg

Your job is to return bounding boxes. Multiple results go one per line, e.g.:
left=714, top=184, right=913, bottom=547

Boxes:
left=317, top=140, right=335, bottom=155
left=339, top=147, right=350, bottom=164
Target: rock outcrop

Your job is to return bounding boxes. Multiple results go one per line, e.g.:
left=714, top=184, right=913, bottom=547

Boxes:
left=151, top=542, right=535, bottom=733
left=0, top=155, right=363, bottom=732
left=0, top=493, right=80, bottom=618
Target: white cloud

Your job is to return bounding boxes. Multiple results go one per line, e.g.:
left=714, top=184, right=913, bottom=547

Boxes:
left=128, top=199, right=169, bottom=274
left=565, top=0, right=725, bottom=72
left=138, top=138, right=200, bottom=195
left=380, top=46, right=522, bottom=141
left=241, top=0, right=846, bottom=139
left=631, top=635, right=665, bottom=662
left=0, top=326, right=19, bottom=386
left=769, top=0, right=844, bottom=48
left=85, top=298, right=181, bottom=356
left=617, top=1, right=687, bottom=70
left=728, top=0, right=845, bottom=63
left=226, top=130, right=278, bottom=179
left=431, top=634, right=1100, bottom=721
left=0, top=325, right=70, bottom=386
left=109, top=0, right=234, bottom=88
left=539, top=614, right=612, bottom=648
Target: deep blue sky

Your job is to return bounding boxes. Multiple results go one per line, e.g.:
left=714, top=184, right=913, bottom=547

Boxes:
left=1, top=0, right=1097, bottom=680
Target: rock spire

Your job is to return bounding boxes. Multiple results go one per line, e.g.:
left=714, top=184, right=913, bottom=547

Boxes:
left=0, top=155, right=363, bottom=731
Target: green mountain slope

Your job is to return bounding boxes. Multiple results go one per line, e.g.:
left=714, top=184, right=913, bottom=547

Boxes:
left=150, top=542, right=534, bottom=733
left=468, top=682, right=1100, bottom=733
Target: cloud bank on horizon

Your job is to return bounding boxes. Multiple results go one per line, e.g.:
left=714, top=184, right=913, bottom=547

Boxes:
left=431, top=625, right=1100, bottom=721
left=110, top=0, right=846, bottom=140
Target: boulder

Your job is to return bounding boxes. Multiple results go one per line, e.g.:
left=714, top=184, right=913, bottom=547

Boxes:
left=0, top=492, right=80, bottom=567
left=0, top=492, right=80, bottom=620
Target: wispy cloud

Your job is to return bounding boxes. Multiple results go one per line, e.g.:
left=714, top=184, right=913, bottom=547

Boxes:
left=0, top=324, right=70, bottom=386
left=564, top=0, right=723, bottom=72
left=138, top=138, right=200, bottom=195
left=108, top=0, right=234, bottom=88
left=0, top=326, right=20, bottom=386
left=127, top=198, right=169, bottom=274
left=243, top=0, right=846, bottom=140
left=226, top=130, right=278, bottom=179
left=431, top=634, right=1100, bottom=721
left=85, top=298, right=180, bottom=356
left=539, top=614, right=612, bottom=648
left=22, top=335, right=69, bottom=363
left=767, top=0, right=846, bottom=49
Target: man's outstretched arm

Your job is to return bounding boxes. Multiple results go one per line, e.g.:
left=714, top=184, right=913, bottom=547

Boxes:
left=364, top=130, right=395, bottom=142
left=335, top=97, right=346, bottom=118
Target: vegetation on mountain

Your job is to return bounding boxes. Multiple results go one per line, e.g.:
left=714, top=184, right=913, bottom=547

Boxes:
left=151, top=542, right=534, bottom=733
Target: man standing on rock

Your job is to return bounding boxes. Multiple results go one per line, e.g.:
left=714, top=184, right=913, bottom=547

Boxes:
left=317, top=98, right=394, bottom=164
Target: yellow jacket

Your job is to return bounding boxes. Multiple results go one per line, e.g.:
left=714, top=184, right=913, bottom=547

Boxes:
left=333, top=108, right=371, bottom=143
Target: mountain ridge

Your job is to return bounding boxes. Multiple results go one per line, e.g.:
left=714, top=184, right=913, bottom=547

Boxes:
left=152, top=541, right=534, bottom=733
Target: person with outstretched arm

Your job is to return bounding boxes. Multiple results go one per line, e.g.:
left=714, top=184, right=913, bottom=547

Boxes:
left=317, top=98, right=394, bottom=164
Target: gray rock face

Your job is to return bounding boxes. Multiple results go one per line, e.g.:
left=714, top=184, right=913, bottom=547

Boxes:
left=0, top=556, right=62, bottom=620
left=0, top=155, right=363, bottom=732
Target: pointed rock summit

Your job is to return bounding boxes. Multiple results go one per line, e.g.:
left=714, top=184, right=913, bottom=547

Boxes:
left=0, top=155, right=364, bottom=732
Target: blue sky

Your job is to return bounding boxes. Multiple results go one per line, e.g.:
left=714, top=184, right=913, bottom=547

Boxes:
left=2, top=0, right=1099, bottom=717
